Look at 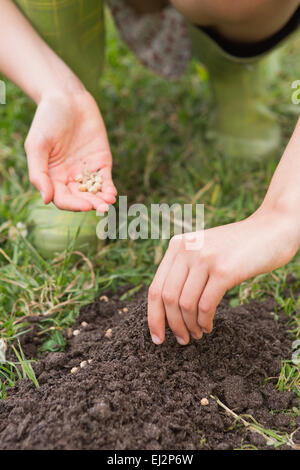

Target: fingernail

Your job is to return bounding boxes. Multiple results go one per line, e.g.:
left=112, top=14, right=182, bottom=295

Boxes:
left=151, top=334, right=162, bottom=345
left=191, top=332, right=203, bottom=340
left=202, top=328, right=210, bottom=334
left=40, top=191, right=45, bottom=203
left=176, top=336, right=187, bottom=345
left=97, top=204, right=109, bottom=213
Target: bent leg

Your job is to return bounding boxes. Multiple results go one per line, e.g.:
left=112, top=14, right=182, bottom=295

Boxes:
left=170, top=0, right=300, bottom=43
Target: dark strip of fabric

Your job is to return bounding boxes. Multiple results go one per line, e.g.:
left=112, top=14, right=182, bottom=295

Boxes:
left=196, top=4, right=300, bottom=58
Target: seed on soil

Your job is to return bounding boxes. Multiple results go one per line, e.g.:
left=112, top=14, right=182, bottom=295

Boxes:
left=81, top=321, right=88, bottom=328
left=70, top=367, right=78, bottom=374
left=88, top=359, right=92, bottom=364
left=73, top=329, right=80, bottom=337
left=100, top=295, right=109, bottom=302
left=200, top=398, right=209, bottom=406
left=75, top=169, right=103, bottom=194
left=104, top=328, right=113, bottom=339
left=80, top=361, right=88, bottom=369
left=123, top=307, right=128, bottom=313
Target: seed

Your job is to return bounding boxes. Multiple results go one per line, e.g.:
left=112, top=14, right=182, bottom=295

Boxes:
left=77, top=169, right=102, bottom=194
left=81, top=321, right=88, bottom=328
left=88, top=359, right=92, bottom=364
left=75, top=174, right=83, bottom=182
left=71, top=367, right=78, bottom=374
left=80, top=361, right=88, bottom=368
left=200, top=398, right=209, bottom=406
left=90, top=183, right=100, bottom=194
left=104, top=328, right=112, bottom=339
left=73, top=329, right=80, bottom=336
left=100, top=295, right=109, bottom=302
left=123, top=307, right=128, bottom=313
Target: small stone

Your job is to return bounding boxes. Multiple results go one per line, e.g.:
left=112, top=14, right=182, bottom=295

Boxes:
left=89, top=401, right=111, bottom=420
left=100, top=295, right=109, bottom=302
left=81, top=321, right=88, bottom=328
left=88, top=359, right=92, bottom=364
left=200, top=398, right=209, bottom=406
left=80, top=361, right=87, bottom=369
left=71, top=367, right=78, bottom=374
left=105, top=328, right=112, bottom=339
left=73, top=329, right=80, bottom=337
left=122, top=307, right=128, bottom=313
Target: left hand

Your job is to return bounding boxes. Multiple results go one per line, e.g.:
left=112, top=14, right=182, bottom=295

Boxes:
left=147, top=207, right=299, bottom=345
left=25, top=89, right=117, bottom=212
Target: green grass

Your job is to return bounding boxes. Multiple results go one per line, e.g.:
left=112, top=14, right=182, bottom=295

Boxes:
left=0, top=9, right=299, bottom=430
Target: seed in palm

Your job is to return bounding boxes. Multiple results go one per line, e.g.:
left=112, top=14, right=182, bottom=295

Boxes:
left=75, top=169, right=103, bottom=194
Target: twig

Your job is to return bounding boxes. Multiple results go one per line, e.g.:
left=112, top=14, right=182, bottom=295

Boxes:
left=210, top=395, right=298, bottom=449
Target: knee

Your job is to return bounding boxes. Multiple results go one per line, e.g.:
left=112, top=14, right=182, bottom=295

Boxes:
left=210, top=0, right=272, bottom=24
left=170, top=0, right=271, bottom=25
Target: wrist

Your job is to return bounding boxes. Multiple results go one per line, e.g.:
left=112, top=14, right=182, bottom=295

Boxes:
left=37, top=70, right=86, bottom=104
left=30, top=42, right=87, bottom=104
left=254, top=200, right=300, bottom=251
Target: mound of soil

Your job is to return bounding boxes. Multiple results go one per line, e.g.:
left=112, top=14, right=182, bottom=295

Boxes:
left=0, top=290, right=299, bottom=450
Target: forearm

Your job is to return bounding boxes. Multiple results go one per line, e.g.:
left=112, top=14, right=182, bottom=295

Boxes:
left=0, top=0, right=84, bottom=103
left=259, top=118, right=300, bottom=244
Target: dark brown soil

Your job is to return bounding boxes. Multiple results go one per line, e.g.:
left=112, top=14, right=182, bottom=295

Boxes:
left=0, top=289, right=299, bottom=450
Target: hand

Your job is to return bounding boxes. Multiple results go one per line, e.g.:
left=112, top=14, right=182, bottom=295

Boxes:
left=25, top=90, right=117, bottom=212
left=148, top=207, right=299, bottom=345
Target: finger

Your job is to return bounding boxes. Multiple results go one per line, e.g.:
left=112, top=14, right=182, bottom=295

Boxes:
left=25, top=140, right=54, bottom=204
left=53, top=181, right=93, bottom=212
left=179, top=267, right=208, bottom=340
left=68, top=183, right=110, bottom=212
left=100, top=166, right=117, bottom=197
left=148, top=239, right=180, bottom=345
left=162, top=257, right=190, bottom=345
left=198, top=276, right=227, bottom=333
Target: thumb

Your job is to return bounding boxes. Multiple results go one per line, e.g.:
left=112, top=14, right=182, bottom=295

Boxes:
left=25, top=138, right=54, bottom=204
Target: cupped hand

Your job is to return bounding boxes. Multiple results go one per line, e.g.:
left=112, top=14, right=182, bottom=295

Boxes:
left=148, top=208, right=299, bottom=345
left=25, top=90, right=117, bottom=212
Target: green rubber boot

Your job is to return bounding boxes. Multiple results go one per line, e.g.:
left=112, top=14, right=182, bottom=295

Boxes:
left=27, top=197, right=101, bottom=259
left=188, top=24, right=283, bottom=160
left=14, top=0, right=105, bottom=103
left=14, top=0, right=105, bottom=257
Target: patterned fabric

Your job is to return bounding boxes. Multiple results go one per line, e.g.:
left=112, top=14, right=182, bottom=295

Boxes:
left=14, top=0, right=105, bottom=102
left=105, top=0, right=191, bottom=79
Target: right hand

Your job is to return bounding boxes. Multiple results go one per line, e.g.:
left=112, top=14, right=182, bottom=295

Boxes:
left=25, top=89, right=117, bottom=213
